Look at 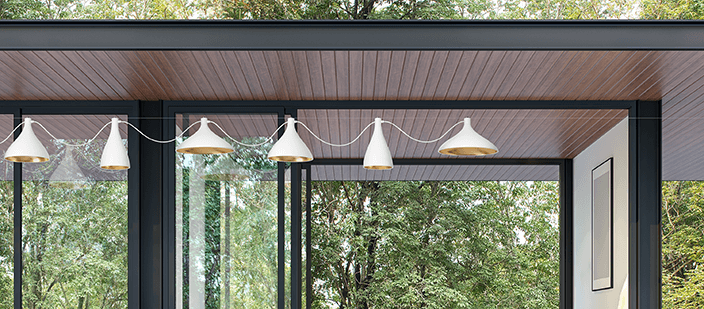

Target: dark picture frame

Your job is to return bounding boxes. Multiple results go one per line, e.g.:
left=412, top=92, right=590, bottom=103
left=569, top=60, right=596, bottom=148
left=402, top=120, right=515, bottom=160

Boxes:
left=592, top=157, right=614, bottom=291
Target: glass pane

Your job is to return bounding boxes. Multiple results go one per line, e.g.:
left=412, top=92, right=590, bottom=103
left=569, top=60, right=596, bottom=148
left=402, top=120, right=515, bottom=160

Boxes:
left=307, top=165, right=560, bottom=309
left=22, top=115, right=128, bottom=308
left=176, top=114, right=282, bottom=309
left=0, top=115, right=13, bottom=308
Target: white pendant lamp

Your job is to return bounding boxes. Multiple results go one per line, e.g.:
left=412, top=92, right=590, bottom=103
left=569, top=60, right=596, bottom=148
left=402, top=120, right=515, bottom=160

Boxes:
left=5, top=118, right=49, bottom=163
left=268, top=118, right=313, bottom=162
left=438, top=118, right=498, bottom=156
left=363, top=118, right=393, bottom=170
left=176, top=118, right=234, bottom=155
left=100, top=118, right=131, bottom=170
left=50, top=147, right=89, bottom=189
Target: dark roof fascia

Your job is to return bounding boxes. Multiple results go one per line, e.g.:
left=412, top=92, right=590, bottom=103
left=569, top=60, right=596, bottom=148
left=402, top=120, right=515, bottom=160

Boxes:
left=1, top=20, right=704, bottom=50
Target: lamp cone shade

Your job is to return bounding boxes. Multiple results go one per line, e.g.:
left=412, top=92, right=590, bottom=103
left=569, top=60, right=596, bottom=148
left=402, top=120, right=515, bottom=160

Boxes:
left=438, top=118, right=498, bottom=156
left=363, top=118, right=393, bottom=170
left=50, top=147, right=89, bottom=189
left=5, top=118, right=49, bottom=163
left=176, top=118, right=234, bottom=154
left=268, top=118, right=313, bottom=162
left=100, top=118, right=131, bottom=170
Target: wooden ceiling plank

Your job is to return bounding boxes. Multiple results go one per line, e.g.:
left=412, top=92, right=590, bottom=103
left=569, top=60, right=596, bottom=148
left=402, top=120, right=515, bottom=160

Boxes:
left=482, top=50, right=522, bottom=99
left=541, top=51, right=594, bottom=100
left=455, top=51, right=490, bottom=100
left=580, top=50, right=650, bottom=101
left=432, top=50, right=463, bottom=100
left=469, top=51, right=506, bottom=99
left=444, top=51, right=477, bottom=100
left=327, top=109, right=343, bottom=159
left=361, top=51, right=377, bottom=100
left=290, top=51, right=314, bottom=100
left=511, top=109, right=568, bottom=159
left=513, top=51, right=564, bottom=100
left=574, top=51, right=635, bottom=100
left=348, top=51, right=363, bottom=101
left=25, top=50, right=96, bottom=99
left=385, top=51, right=406, bottom=101
left=661, top=71, right=704, bottom=121
left=528, top=51, right=578, bottom=100
left=0, top=57, right=44, bottom=100
left=275, top=51, right=302, bottom=101
left=397, top=51, right=420, bottom=100
left=387, top=109, right=406, bottom=159
left=420, top=50, right=449, bottom=99
left=263, top=51, right=292, bottom=101
left=177, top=51, right=220, bottom=100
left=161, top=51, right=208, bottom=100
left=205, top=51, right=241, bottom=100
left=347, top=109, right=361, bottom=158
left=46, top=51, right=113, bottom=100
left=607, top=51, right=666, bottom=100
left=492, top=109, right=542, bottom=158
left=130, top=50, right=181, bottom=100
left=409, top=51, right=435, bottom=100
left=374, top=51, right=392, bottom=100
left=556, top=109, right=611, bottom=158
left=94, top=51, right=154, bottom=100
left=483, top=109, right=522, bottom=158
left=624, top=51, right=692, bottom=101
left=492, top=51, right=534, bottom=100
left=147, top=51, right=194, bottom=101
left=395, top=109, right=418, bottom=158
left=320, top=51, right=337, bottom=100
left=306, top=51, right=325, bottom=101
left=2, top=51, right=70, bottom=99
left=519, top=109, right=585, bottom=158
left=654, top=51, right=704, bottom=105
left=334, top=51, right=349, bottom=101
left=552, top=51, right=605, bottom=100
left=502, top=51, right=549, bottom=100
left=562, top=51, right=620, bottom=100
left=111, top=51, right=167, bottom=100
left=233, top=51, right=267, bottom=100
left=563, top=110, right=626, bottom=158
left=249, top=51, right=280, bottom=100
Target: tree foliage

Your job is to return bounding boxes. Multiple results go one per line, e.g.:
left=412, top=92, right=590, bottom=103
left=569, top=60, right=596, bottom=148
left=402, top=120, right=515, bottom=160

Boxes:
left=308, top=180, right=560, bottom=309
left=661, top=181, right=704, bottom=309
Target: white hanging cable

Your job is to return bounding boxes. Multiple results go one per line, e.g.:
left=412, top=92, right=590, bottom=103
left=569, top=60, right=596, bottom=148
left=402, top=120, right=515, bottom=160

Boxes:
left=119, top=120, right=200, bottom=144
left=0, top=122, right=24, bottom=145
left=296, top=121, right=375, bottom=147
left=210, top=120, right=286, bottom=147
left=34, top=120, right=112, bottom=147
left=382, top=120, right=463, bottom=144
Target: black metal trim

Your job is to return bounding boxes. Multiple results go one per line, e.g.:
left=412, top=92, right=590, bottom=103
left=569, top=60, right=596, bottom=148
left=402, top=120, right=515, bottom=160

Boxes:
left=559, top=159, right=574, bottom=309
left=4, top=21, right=704, bottom=50
left=629, top=101, right=662, bottom=309
left=12, top=111, right=21, bottom=309
left=291, top=164, right=303, bottom=309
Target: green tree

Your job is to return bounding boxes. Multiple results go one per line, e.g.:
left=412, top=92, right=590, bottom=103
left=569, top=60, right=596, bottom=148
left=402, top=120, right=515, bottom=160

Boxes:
left=308, top=180, right=559, bottom=309
left=661, top=181, right=704, bottom=309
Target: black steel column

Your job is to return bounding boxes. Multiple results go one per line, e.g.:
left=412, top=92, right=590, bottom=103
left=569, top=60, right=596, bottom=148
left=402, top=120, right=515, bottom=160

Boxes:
left=629, top=100, right=662, bottom=309
left=13, top=112, right=21, bottom=309
left=559, top=159, right=574, bottom=309
left=305, top=166, right=312, bottom=309
left=291, top=163, right=302, bottom=309
left=140, top=101, right=163, bottom=309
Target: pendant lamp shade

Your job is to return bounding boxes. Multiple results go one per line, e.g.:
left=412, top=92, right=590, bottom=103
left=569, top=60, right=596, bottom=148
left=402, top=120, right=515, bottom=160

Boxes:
left=50, top=147, right=89, bottom=189
left=438, top=118, right=498, bottom=156
left=176, top=118, right=234, bottom=155
left=5, top=118, right=49, bottom=163
left=100, top=118, right=131, bottom=170
left=363, top=118, right=393, bottom=170
left=268, top=118, right=313, bottom=162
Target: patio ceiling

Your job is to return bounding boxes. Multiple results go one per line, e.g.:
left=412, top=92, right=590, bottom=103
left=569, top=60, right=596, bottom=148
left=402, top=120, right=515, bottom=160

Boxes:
left=1, top=21, right=703, bottom=180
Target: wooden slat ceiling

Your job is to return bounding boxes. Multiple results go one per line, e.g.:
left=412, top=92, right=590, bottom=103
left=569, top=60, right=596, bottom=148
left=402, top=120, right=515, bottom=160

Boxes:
left=298, top=109, right=627, bottom=160
left=311, top=165, right=559, bottom=181
left=0, top=50, right=702, bottom=179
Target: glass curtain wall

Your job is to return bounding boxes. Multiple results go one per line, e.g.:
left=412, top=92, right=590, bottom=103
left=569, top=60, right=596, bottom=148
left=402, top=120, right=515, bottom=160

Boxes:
left=0, top=115, right=13, bottom=308
left=175, top=114, right=287, bottom=309
left=302, top=165, right=561, bottom=309
left=21, top=114, right=129, bottom=308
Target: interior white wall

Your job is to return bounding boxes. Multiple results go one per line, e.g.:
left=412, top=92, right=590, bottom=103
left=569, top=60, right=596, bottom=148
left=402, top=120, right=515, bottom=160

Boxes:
left=573, top=118, right=629, bottom=309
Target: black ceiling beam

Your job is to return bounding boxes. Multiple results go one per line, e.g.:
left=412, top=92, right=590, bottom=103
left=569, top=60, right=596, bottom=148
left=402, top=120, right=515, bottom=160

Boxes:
left=2, top=20, right=704, bottom=50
